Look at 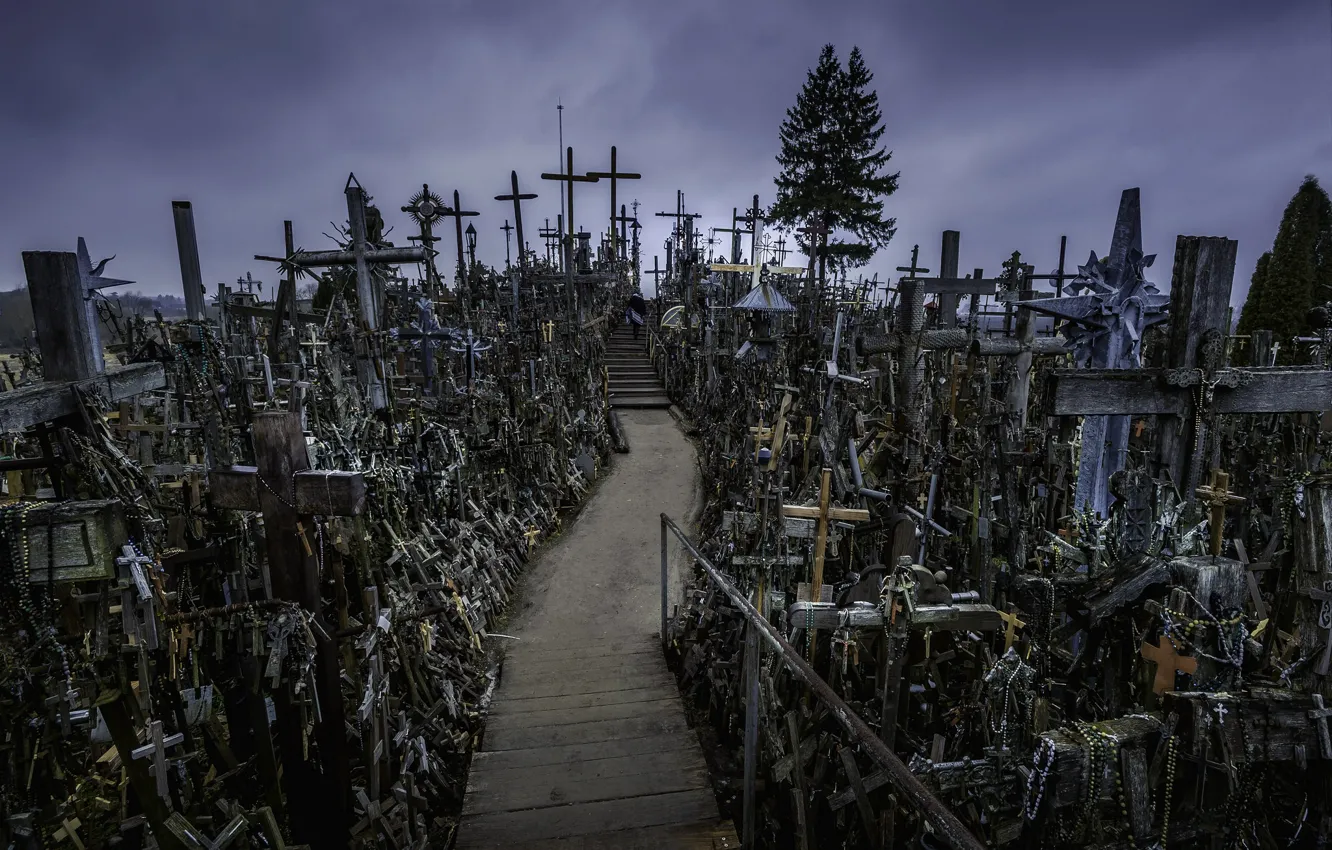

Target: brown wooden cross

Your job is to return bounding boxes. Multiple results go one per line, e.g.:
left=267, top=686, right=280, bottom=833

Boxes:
left=1194, top=468, right=1245, bottom=557
left=998, top=606, right=1026, bottom=652
left=782, top=468, right=870, bottom=600
left=1140, top=635, right=1198, bottom=694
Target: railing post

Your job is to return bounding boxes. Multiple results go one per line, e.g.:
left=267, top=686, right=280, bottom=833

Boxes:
left=660, top=513, right=669, bottom=649
left=742, top=611, right=760, bottom=848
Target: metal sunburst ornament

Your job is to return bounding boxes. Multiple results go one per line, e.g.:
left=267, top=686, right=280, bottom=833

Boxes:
left=406, top=184, right=447, bottom=226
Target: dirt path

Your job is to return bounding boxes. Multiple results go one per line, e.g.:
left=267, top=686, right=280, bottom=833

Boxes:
left=502, top=408, right=701, bottom=646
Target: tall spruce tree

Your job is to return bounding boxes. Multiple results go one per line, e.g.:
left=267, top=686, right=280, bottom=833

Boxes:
left=770, top=44, right=899, bottom=277
left=1237, top=176, right=1332, bottom=345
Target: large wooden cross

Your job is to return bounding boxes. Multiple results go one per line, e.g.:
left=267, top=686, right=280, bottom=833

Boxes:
left=587, top=145, right=641, bottom=259
left=494, top=171, right=538, bottom=274
left=257, top=175, right=425, bottom=410
left=440, top=190, right=480, bottom=317
left=1050, top=236, right=1332, bottom=498
left=541, top=147, right=599, bottom=272
left=209, top=412, right=360, bottom=846
left=783, top=468, right=870, bottom=600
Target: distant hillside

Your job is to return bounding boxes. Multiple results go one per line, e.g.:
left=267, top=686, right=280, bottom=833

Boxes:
left=0, top=287, right=190, bottom=350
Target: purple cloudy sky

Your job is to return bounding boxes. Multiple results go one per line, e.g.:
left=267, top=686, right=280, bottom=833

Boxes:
left=3, top=0, right=1329, bottom=304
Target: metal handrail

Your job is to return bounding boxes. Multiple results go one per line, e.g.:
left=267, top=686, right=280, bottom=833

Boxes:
left=659, top=513, right=987, bottom=850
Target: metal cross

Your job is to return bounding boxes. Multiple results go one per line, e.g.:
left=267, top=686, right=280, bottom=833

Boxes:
left=500, top=220, right=514, bottom=268
left=895, top=244, right=931, bottom=279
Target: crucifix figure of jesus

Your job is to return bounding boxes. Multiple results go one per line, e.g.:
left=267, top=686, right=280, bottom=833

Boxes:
left=782, top=467, right=870, bottom=601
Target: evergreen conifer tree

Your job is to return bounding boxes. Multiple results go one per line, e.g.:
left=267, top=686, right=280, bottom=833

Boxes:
left=1237, top=176, right=1332, bottom=344
left=770, top=45, right=898, bottom=278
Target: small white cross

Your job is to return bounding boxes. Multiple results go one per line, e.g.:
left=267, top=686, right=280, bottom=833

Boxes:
left=1214, top=702, right=1228, bottom=724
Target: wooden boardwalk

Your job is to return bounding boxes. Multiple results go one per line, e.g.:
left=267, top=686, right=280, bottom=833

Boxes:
left=456, top=634, right=735, bottom=849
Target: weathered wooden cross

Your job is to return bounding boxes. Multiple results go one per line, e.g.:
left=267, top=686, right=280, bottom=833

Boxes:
left=2, top=245, right=165, bottom=433
left=783, top=468, right=870, bottom=601
left=130, top=719, right=186, bottom=802
left=495, top=170, right=538, bottom=276
left=587, top=145, right=641, bottom=259
left=1050, top=235, right=1332, bottom=498
left=1194, top=468, right=1245, bottom=557
left=541, top=147, right=599, bottom=272
left=210, top=412, right=361, bottom=845
left=258, top=175, right=425, bottom=411
left=440, top=190, right=480, bottom=316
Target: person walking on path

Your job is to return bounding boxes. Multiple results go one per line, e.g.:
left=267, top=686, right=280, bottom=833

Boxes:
left=626, top=291, right=647, bottom=340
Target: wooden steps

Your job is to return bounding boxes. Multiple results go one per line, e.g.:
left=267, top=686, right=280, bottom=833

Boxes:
left=457, top=633, right=735, bottom=849
left=607, top=326, right=669, bottom=409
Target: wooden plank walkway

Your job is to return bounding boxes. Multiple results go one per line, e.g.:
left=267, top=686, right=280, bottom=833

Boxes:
left=457, top=634, right=735, bottom=849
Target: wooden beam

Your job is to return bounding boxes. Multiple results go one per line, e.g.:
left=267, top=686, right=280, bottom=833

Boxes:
left=0, top=363, right=167, bottom=432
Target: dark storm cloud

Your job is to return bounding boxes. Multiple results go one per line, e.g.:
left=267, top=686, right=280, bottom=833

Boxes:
left=2, top=0, right=1329, bottom=309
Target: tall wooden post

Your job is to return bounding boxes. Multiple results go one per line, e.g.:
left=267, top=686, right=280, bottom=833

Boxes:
left=171, top=201, right=207, bottom=321
left=246, top=413, right=352, bottom=848
left=937, top=230, right=960, bottom=327
left=344, top=178, right=387, bottom=410
left=1156, top=236, right=1239, bottom=491
left=23, top=252, right=102, bottom=382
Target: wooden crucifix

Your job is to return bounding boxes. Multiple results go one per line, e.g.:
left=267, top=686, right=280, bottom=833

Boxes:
left=542, top=147, right=599, bottom=273
left=587, top=145, right=641, bottom=260
left=1194, top=468, right=1245, bottom=557
left=209, top=412, right=361, bottom=847
left=494, top=171, right=538, bottom=274
left=783, top=468, right=870, bottom=601
left=440, top=190, right=480, bottom=318
left=257, top=175, right=425, bottom=411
